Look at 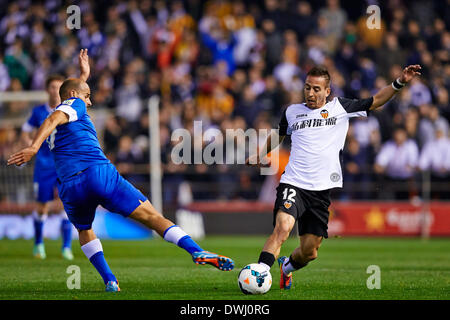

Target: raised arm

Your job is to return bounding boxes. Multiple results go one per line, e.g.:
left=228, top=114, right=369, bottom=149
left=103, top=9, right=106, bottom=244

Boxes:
left=78, top=48, right=90, bottom=82
left=7, top=111, right=69, bottom=166
left=369, top=64, right=421, bottom=110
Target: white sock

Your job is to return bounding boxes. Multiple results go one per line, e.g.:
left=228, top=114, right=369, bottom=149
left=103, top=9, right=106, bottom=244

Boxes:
left=163, top=225, right=188, bottom=245
left=259, top=262, right=271, bottom=271
left=282, top=258, right=296, bottom=275
left=81, top=238, right=103, bottom=259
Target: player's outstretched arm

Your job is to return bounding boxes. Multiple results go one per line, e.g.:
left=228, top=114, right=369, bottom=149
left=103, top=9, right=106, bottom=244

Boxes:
left=369, top=64, right=421, bottom=110
left=7, top=111, right=69, bottom=166
left=79, top=48, right=90, bottom=82
left=245, top=130, right=285, bottom=167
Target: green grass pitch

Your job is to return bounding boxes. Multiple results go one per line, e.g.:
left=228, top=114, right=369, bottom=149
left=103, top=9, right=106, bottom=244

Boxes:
left=0, top=236, right=449, bottom=300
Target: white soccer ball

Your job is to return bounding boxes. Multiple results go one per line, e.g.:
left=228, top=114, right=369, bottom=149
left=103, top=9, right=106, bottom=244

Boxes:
left=238, top=263, right=272, bottom=295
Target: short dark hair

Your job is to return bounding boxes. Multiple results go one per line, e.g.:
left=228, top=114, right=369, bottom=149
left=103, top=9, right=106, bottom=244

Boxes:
left=306, top=66, right=331, bottom=87
left=45, top=74, right=65, bottom=89
left=59, top=78, right=83, bottom=100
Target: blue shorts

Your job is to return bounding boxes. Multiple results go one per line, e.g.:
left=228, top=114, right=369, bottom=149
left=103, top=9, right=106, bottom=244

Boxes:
left=57, top=163, right=148, bottom=230
left=33, top=168, right=58, bottom=203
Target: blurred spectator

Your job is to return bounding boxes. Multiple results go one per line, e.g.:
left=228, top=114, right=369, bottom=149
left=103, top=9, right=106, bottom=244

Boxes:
left=418, top=124, right=450, bottom=199
left=116, top=135, right=145, bottom=184
left=289, top=1, right=316, bottom=43
left=273, top=54, right=301, bottom=90
left=318, top=0, right=347, bottom=52
left=233, top=85, right=262, bottom=128
left=200, top=27, right=237, bottom=75
left=3, top=39, right=33, bottom=87
left=342, top=137, right=371, bottom=200
left=377, top=33, right=405, bottom=79
left=418, top=105, right=449, bottom=147
left=0, top=53, right=11, bottom=91
left=409, top=78, right=432, bottom=107
left=374, top=127, right=419, bottom=200
left=115, top=72, right=143, bottom=123
left=0, top=0, right=449, bottom=203
left=261, top=19, right=283, bottom=73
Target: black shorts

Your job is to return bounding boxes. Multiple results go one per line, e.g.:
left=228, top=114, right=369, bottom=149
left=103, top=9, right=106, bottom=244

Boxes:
left=273, top=183, right=331, bottom=238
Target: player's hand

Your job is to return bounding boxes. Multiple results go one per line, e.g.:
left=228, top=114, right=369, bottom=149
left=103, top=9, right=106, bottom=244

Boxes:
left=79, top=48, right=90, bottom=81
left=245, top=155, right=271, bottom=168
left=7, top=147, right=38, bottom=167
left=399, top=64, right=421, bottom=83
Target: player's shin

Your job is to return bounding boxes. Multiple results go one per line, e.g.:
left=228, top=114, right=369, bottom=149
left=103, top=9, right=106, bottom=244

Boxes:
left=163, top=225, right=203, bottom=254
left=32, top=211, right=47, bottom=245
left=81, top=238, right=117, bottom=284
left=60, top=212, right=72, bottom=249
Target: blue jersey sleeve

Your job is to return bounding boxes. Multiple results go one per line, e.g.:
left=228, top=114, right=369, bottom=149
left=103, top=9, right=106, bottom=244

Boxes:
left=27, top=108, right=40, bottom=128
left=22, top=108, right=39, bottom=132
left=56, top=98, right=86, bottom=122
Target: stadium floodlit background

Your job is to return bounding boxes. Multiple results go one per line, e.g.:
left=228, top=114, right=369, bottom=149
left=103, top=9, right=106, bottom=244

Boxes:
left=0, top=0, right=449, bottom=300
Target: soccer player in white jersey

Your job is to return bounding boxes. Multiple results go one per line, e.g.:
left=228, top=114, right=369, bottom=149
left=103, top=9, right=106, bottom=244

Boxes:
left=246, top=65, right=422, bottom=290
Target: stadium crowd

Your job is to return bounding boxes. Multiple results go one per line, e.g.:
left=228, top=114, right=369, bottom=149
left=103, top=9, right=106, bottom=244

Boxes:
left=0, top=0, right=449, bottom=205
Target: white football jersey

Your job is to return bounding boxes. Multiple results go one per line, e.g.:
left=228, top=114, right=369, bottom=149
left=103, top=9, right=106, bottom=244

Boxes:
left=278, top=96, right=373, bottom=191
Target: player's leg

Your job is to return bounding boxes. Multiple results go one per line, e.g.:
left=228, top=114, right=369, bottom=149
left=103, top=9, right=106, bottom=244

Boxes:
left=281, top=233, right=322, bottom=274
left=53, top=179, right=74, bottom=260
left=277, top=234, right=322, bottom=290
left=60, top=209, right=74, bottom=260
left=258, top=210, right=296, bottom=270
left=258, top=184, right=301, bottom=272
left=32, top=201, right=49, bottom=259
left=32, top=173, right=58, bottom=259
left=279, top=192, right=330, bottom=289
left=92, top=162, right=233, bottom=271
left=65, top=208, right=120, bottom=291
left=79, top=228, right=120, bottom=292
left=128, top=200, right=234, bottom=271
left=57, top=172, right=120, bottom=291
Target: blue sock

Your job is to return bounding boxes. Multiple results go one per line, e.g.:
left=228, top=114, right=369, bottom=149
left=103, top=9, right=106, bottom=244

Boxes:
left=178, top=235, right=203, bottom=255
left=89, top=252, right=117, bottom=285
left=61, top=219, right=72, bottom=249
left=163, top=225, right=203, bottom=255
left=34, top=219, right=44, bottom=245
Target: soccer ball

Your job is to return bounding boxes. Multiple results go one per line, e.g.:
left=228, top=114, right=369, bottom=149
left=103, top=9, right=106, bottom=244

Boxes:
left=238, top=263, right=272, bottom=295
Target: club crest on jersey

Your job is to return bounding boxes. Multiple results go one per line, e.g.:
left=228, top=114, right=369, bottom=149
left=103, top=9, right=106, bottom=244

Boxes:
left=283, top=200, right=293, bottom=209
left=330, top=172, right=340, bottom=182
left=320, top=109, right=329, bottom=119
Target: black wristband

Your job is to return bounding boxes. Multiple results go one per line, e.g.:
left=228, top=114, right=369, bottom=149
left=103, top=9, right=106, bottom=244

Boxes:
left=392, top=78, right=405, bottom=91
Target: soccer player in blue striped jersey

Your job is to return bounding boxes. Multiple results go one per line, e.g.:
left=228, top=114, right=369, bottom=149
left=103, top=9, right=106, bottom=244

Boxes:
left=8, top=49, right=234, bottom=292
left=20, top=74, right=73, bottom=260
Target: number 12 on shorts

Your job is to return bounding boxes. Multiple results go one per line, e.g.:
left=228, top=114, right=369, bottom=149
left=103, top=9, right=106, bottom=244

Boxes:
left=282, top=188, right=296, bottom=202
